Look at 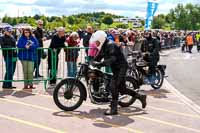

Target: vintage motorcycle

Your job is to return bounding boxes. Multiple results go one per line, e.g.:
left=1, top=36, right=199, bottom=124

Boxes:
left=53, top=62, right=138, bottom=111
left=127, top=51, right=167, bottom=90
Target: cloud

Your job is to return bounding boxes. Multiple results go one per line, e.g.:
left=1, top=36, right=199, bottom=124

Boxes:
left=0, top=0, right=198, bottom=17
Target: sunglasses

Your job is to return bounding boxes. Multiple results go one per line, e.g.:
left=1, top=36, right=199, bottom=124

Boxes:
left=24, top=32, right=30, bottom=34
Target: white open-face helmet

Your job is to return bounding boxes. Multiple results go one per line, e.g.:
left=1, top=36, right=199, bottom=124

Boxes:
left=90, top=30, right=107, bottom=50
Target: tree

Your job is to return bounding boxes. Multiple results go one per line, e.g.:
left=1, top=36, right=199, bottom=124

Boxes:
left=2, top=15, right=8, bottom=23
left=34, top=14, right=40, bottom=20
left=12, top=18, right=18, bottom=25
left=152, top=14, right=166, bottom=29
left=102, top=15, right=113, bottom=25
left=168, top=3, right=200, bottom=30
left=40, top=15, right=48, bottom=27
left=151, top=3, right=200, bottom=30
left=116, top=23, right=128, bottom=29
left=27, top=18, right=37, bottom=27
left=67, top=16, right=75, bottom=25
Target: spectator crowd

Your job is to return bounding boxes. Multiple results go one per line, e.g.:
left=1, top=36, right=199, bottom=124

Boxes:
left=1, top=20, right=200, bottom=89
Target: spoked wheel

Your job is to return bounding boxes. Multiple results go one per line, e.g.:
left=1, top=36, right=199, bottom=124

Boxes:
left=118, top=77, right=138, bottom=107
left=151, top=69, right=164, bottom=90
left=53, top=78, right=85, bottom=111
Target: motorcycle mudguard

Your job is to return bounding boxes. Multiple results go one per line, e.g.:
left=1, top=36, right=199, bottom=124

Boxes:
left=67, top=78, right=87, bottom=101
left=157, top=65, right=166, bottom=76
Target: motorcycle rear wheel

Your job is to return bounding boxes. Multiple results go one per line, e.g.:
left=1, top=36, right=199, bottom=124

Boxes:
left=118, top=77, right=138, bottom=107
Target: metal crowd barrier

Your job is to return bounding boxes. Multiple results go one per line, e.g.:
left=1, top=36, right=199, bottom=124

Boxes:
left=0, top=48, right=55, bottom=90
left=0, top=46, right=125, bottom=90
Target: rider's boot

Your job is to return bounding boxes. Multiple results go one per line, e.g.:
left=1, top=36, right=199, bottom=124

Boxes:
left=105, top=100, right=118, bottom=115
left=123, top=88, right=147, bottom=109
left=137, top=94, right=147, bottom=109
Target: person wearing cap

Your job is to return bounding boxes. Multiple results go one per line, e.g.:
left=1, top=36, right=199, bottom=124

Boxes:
left=17, top=28, right=39, bottom=89
left=48, top=27, right=66, bottom=87
left=0, top=27, right=17, bottom=89
left=33, top=20, right=46, bottom=78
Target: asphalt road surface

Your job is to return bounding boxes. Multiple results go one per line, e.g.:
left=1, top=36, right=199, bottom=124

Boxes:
left=161, top=47, right=200, bottom=106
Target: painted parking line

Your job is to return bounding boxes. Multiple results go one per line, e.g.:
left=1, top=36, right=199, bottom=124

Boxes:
left=134, top=115, right=200, bottom=133
left=1, top=98, right=200, bottom=133
left=135, top=104, right=200, bottom=119
left=1, top=89, right=199, bottom=120
left=164, top=79, right=200, bottom=115
left=20, top=90, right=200, bottom=119
left=1, top=87, right=185, bottom=106
left=148, top=97, right=184, bottom=105
left=0, top=113, right=66, bottom=133
left=0, top=98, right=143, bottom=133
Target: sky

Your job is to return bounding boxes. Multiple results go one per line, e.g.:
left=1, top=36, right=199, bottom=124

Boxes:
left=0, top=0, right=199, bottom=18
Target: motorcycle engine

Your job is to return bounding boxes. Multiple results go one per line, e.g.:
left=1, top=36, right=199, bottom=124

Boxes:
left=88, top=69, right=109, bottom=97
left=87, top=69, right=104, bottom=80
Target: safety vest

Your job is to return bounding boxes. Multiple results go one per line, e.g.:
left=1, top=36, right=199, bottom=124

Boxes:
left=196, top=34, right=200, bottom=41
left=186, top=35, right=193, bottom=46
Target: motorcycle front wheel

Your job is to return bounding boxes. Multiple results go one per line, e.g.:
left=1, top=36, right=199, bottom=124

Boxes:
left=151, top=69, right=164, bottom=89
left=53, top=78, right=85, bottom=111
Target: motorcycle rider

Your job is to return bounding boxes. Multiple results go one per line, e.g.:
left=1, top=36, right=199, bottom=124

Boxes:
left=91, top=30, right=147, bottom=115
left=141, top=31, right=160, bottom=84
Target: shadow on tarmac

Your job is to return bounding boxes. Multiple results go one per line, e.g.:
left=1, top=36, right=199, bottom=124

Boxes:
left=140, top=89, right=170, bottom=99
left=0, top=89, right=35, bottom=98
left=52, top=106, right=147, bottom=128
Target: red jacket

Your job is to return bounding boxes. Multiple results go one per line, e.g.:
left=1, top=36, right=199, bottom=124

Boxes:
left=65, top=36, right=80, bottom=62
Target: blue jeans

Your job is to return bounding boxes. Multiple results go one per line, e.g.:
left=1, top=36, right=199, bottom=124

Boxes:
left=3, top=57, right=16, bottom=88
left=67, top=62, right=77, bottom=78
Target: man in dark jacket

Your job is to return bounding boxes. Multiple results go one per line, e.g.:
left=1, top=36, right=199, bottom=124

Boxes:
left=83, top=26, right=93, bottom=55
left=33, top=20, right=46, bottom=78
left=91, top=31, right=147, bottom=115
left=48, top=27, right=66, bottom=87
left=141, top=31, right=160, bottom=84
left=0, top=27, right=17, bottom=89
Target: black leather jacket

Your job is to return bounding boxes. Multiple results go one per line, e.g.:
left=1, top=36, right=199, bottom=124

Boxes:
left=94, top=39, right=128, bottom=72
left=83, top=32, right=92, bottom=47
left=0, top=35, right=17, bottom=57
left=141, top=37, right=160, bottom=60
left=33, top=27, right=44, bottom=47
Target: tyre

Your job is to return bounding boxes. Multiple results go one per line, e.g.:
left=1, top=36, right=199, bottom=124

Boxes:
left=151, top=69, right=164, bottom=90
left=53, top=78, right=85, bottom=111
left=118, top=77, right=138, bottom=107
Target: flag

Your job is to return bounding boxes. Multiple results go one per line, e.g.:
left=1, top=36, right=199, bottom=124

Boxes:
left=145, top=0, right=159, bottom=30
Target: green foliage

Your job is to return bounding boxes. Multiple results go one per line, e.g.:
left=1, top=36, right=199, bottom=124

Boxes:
left=152, top=14, right=166, bottom=29
left=1, top=12, right=124, bottom=30
left=115, top=23, right=128, bottom=29
left=33, top=14, right=40, bottom=20
left=101, top=15, right=113, bottom=25
left=67, top=16, right=75, bottom=25
left=153, top=3, right=200, bottom=30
